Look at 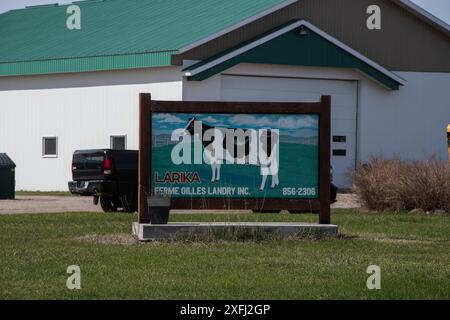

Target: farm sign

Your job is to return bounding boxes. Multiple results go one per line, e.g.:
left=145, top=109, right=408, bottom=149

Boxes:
left=151, top=113, right=319, bottom=199
left=138, top=95, right=331, bottom=224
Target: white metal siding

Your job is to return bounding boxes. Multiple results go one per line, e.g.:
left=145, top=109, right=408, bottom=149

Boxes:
left=0, top=67, right=182, bottom=191
left=358, top=71, right=450, bottom=163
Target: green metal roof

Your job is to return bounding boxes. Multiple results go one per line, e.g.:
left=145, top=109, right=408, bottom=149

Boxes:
left=0, top=0, right=287, bottom=76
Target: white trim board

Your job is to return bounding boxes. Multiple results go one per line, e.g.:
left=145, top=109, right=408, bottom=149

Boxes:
left=184, top=20, right=407, bottom=86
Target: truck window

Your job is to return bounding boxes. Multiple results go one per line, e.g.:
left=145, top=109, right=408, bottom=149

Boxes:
left=73, top=152, right=104, bottom=169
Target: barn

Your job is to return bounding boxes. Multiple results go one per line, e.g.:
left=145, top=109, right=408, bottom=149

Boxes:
left=0, top=0, right=449, bottom=191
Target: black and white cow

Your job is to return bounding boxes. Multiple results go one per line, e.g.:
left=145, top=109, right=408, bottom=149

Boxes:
left=183, top=118, right=280, bottom=190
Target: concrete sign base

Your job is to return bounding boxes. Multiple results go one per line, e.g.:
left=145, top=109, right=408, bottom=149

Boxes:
left=132, top=222, right=338, bottom=241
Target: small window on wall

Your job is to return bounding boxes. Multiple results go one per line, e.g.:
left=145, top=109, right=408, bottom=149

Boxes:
left=42, top=137, right=58, bottom=158
left=110, top=135, right=126, bottom=150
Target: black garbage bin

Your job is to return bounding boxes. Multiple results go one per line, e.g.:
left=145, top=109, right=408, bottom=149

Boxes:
left=0, top=153, right=16, bottom=200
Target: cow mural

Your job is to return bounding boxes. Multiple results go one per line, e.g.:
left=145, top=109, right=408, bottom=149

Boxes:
left=151, top=111, right=320, bottom=200
left=182, top=117, right=280, bottom=191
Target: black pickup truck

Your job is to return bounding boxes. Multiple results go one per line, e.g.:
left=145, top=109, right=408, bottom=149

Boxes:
left=68, top=149, right=138, bottom=212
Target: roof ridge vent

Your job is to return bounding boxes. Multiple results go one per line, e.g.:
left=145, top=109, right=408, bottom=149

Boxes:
left=25, top=3, right=59, bottom=9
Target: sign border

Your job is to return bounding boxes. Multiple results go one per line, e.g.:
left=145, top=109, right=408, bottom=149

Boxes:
left=138, top=94, right=331, bottom=224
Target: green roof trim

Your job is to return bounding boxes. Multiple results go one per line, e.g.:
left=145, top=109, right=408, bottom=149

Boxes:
left=185, top=21, right=404, bottom=90
left=0, top=0, right=289, bottom=76
left=0, top=51, right=176, bottom=77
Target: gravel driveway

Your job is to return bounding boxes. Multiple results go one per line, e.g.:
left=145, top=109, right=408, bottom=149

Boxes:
left=0, top=194, right=360, bottom=215
left=0, top=196, right=102, bottom=214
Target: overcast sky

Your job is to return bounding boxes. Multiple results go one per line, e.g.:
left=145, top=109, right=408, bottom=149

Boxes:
left=0, top=0, right=449, bottom=24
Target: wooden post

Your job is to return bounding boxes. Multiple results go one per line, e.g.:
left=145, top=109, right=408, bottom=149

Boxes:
left=138, top=93, right=151, bottom=224
left=319, top=95, right=331, bottom=224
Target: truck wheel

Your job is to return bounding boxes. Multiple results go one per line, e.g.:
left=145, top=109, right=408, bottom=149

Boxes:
left=100, top=196, right=119, bottom=212
left=120, top=194, right=137, bottom=213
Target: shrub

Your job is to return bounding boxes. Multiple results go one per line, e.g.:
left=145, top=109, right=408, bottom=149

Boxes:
left=351, top=156, right=450, bottom=213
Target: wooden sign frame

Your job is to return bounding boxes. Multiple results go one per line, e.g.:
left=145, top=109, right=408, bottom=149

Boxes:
left=138, top=94, right=331, bottom=224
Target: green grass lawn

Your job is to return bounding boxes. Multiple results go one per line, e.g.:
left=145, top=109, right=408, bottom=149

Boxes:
left=0, top=210, right=449, bottom=300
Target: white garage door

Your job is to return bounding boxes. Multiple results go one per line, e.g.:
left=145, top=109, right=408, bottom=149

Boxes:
left=221, top=75, right=358, bottom=187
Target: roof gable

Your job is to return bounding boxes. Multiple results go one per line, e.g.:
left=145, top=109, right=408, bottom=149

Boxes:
left=176, top=0, right=450, bottom=75
left=179, top=0, right=450, bottom=57
left=184, top=20, right=406, bottom=90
